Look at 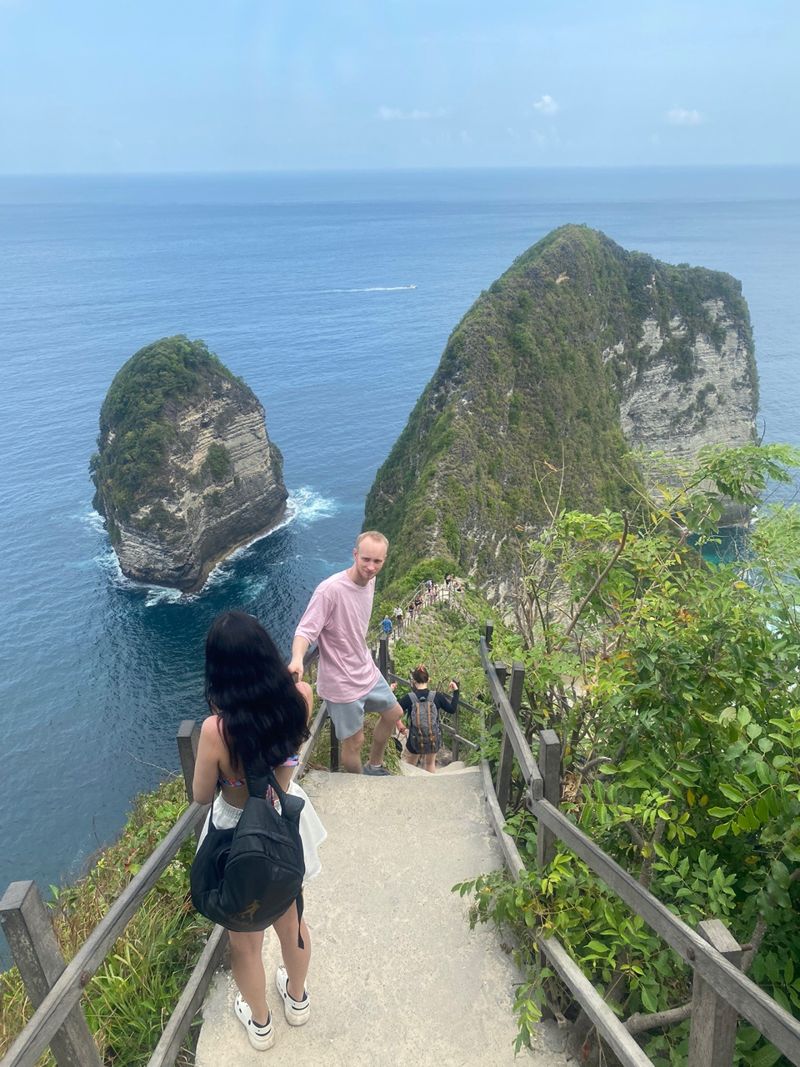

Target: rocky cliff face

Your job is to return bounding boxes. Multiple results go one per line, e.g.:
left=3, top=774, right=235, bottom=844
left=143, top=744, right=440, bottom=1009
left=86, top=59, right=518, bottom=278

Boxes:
left=364, top=226, right=758, bottom=592
left=615, top=299, right=755, bottom=463
left=91, top=336, right=287, bottom=593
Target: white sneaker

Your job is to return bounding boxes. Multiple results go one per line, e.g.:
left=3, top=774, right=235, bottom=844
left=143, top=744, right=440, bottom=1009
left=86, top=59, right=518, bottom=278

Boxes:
left=234, top=992, right=275, bottom=1050
left=275, top=965, right=310, bottom=1026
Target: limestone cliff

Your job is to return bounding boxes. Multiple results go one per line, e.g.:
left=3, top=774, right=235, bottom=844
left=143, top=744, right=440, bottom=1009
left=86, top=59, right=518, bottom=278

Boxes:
left=91, top=336, right=287, bottom=592
left=364, top=225, right=757, bottom=591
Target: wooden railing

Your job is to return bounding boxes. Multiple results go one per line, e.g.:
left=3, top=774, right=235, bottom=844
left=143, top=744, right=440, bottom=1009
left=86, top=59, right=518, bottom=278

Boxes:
left=0, top=648, right=336, bottom=1067
left=478, top=626, right=800, bottom=1067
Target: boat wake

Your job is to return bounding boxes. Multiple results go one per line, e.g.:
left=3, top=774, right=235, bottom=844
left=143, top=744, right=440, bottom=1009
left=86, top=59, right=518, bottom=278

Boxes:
left=322, top=284, right=417, bottom=293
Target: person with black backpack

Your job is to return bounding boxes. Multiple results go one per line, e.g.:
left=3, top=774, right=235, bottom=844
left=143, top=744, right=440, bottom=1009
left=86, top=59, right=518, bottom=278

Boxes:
left=398, top=665, right=459, bottom=773
left=191, top=612, right=326, bottom=1051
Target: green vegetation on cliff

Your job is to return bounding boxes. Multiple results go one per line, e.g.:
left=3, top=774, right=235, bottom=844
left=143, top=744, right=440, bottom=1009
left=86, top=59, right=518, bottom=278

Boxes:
left=383, top=445, right=800, bottom=1065
left=365, top=225, right=756, bottom=589
left=90, top=336, right=242, bottom=522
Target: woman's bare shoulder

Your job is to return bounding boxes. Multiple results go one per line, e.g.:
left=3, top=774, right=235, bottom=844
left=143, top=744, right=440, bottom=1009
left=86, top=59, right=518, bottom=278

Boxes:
left=296, top=680, right=313, bottom=712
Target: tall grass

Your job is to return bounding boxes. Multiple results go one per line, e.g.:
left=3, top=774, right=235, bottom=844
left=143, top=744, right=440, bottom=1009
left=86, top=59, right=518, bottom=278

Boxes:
left=0, top=778, right=210, bottom=1066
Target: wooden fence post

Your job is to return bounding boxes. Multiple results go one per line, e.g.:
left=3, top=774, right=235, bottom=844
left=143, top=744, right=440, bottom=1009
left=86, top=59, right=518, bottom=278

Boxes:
left=484, top=622, right=494, bottom=649
left=496, top=661, right=524, bottom=813
left=492, top=661, right=508, bottom=688
left=687, top=919, right=743, bottom=1067
left=536, top=729, right=561, bottom=870
left=451, top=696, right=461, bottom=763
left=177, top=720, right=200, bottom=802
left=378, top=635, right=389, bottom=678
left=329, top=711, right=340, bottom=773
left=0, top=880, right=103, bottom=1067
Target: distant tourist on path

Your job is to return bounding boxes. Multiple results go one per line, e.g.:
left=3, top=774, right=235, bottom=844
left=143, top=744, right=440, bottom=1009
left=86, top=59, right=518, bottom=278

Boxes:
left=399, top=665, right=459, bottom=773
left=193, top=611, right=326, bottom=1051
left=288, top=531, right=404, bottom=775
left=394, top=605, right=404, bottom=632
left=381, top=614, right=393, bottom=639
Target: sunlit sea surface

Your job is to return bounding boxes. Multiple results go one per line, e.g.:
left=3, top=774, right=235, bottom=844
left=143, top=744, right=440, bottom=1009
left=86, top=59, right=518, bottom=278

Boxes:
left=1, top=167, right=799, bottom=962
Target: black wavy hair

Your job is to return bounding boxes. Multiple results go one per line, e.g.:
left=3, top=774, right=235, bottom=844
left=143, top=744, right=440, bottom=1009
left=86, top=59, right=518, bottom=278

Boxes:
left=204, top=610, right=310, bottom=773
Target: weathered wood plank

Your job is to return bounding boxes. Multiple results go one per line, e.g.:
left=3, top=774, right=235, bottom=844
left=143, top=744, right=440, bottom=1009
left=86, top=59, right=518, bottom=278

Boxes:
left=536, top=730, right=561, bottom=871
left=146, top=924, right=228, bottom=1067
left=1, top=802, right=207, bottom=1067
left=687, top=920, right=743, bottom=1067
left=480, top=638, right=542, bottom=796
left=378, top=635, right=389, bottom=677
left=295, top=700, right=330, bottom=780
left=176, top=720, right=200, bottom=803
left=538, top=935, right=655, bottom=1067
left=496, top=662, right=524, bottom=813
left=439, top=721, right=479, bottom=752
left=531, top=797, right=800, bottom=1064
left=0, top=881, right=102, bottom=1067
left=480, top=761, right=526, bottom=881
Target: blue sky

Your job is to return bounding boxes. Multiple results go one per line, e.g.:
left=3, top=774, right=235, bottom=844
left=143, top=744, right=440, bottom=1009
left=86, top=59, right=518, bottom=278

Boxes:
left=0, top=0, right=796, bottom=173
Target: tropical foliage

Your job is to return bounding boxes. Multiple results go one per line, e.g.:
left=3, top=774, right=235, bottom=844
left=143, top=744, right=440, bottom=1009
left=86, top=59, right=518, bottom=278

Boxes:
left=454, top=444, right=800, bottom=1064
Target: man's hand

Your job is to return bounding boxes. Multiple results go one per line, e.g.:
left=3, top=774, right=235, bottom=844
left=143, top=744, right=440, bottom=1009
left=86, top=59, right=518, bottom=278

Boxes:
left=288, top=635, right=310, bottom=683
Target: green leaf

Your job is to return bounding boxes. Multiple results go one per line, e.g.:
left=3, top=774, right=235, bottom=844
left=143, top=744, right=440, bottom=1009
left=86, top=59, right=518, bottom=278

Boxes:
left=707, top=806, right=735, bottom=818
left=719, top=783, right=746, bottom=804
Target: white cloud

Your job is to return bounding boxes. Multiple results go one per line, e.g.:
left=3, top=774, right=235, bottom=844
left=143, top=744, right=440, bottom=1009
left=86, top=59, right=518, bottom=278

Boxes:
left=533, top=95, right=559, bottom=116
left=378, top=106, right=447, bottom=122
left=666, top=108, right=703, bottom=126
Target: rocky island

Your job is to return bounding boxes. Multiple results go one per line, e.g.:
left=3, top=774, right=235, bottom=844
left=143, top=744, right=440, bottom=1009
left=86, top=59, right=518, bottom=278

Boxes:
left=365, top=225, right=758, bottom=593
left=91, top=336, right=287, bottom=592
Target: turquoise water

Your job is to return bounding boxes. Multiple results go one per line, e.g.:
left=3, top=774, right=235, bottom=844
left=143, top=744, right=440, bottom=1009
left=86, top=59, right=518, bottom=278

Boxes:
left=1, top=167, right=799, bottom=963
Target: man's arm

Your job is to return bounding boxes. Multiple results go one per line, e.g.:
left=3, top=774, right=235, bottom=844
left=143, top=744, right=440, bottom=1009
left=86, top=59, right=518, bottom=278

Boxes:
left=288, top=634, right=310, bottom=682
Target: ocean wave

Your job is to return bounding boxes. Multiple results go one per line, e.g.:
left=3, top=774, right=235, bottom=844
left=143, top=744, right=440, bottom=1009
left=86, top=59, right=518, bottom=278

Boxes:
left=288, top=486, right=337, bottom=526
left=86, top=489, right=337, bottom=601
left=321, top=284, right=417, bottom=293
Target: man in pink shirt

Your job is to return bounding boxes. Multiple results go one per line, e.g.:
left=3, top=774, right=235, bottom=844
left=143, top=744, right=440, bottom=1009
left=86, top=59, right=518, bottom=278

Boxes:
left=288, top=531, right=404, bottom=775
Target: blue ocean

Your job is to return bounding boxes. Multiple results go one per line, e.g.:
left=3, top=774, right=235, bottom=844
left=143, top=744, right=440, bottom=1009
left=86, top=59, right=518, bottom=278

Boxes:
left=1, top=167, right=799, bottom=963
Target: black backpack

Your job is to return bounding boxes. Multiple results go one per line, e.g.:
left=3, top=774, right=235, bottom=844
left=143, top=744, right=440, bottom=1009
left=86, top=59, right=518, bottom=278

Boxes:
left=408, top=690, right=440, bottom=754
left=191, top=763, right=306, bottom=940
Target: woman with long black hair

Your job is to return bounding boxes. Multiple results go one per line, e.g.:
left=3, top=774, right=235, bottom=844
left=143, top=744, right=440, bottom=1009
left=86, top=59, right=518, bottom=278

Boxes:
left=192, top=610, right=326, bottom=1051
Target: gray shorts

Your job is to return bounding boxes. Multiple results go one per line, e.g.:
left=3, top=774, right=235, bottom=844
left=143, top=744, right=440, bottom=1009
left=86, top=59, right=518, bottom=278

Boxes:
left=325, top=675, right=399, bottom=740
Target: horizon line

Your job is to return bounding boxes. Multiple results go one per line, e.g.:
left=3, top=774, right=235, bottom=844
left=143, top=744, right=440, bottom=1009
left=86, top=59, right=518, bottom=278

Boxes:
left=1, top=162, right=799, bottom=179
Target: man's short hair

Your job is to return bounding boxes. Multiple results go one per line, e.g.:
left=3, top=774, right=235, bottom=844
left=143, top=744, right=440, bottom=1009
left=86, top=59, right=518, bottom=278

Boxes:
left=356, top=530, right=389, bottom=552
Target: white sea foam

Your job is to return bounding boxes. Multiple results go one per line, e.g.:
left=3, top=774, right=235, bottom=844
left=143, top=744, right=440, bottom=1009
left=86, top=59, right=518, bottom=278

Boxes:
left=288, top=486, right=337, bottom=525
left=87, top=489, right=338, bottom=601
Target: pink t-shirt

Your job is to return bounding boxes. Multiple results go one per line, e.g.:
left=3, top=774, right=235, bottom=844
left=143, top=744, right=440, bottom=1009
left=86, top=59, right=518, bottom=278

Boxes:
left=295, top=569, right=380, bottom=703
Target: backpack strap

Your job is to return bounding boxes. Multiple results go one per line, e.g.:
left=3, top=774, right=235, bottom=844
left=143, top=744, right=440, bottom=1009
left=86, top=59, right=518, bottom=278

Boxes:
left=243, top=760, right=283, bottom=802
left=243, top=760, right=306, bottom=949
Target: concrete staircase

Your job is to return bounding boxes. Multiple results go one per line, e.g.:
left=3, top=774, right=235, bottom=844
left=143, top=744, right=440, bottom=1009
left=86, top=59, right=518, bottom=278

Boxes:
left=194, top=766, right=570, bottom=1066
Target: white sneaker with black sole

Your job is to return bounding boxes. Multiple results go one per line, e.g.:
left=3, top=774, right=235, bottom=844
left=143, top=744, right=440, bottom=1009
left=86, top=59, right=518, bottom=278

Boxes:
left=234, top=992, right=275, bottom=1050
left=275, top=965, right=310, bottom=1026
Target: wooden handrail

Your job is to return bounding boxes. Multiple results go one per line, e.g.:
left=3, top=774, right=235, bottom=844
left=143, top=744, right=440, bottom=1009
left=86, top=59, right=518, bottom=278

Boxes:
left=478, top=637, right=543, bottom=797
left=1, top=802, right=207, bottom=1067
left=478, top=631, right=800, bottom=1066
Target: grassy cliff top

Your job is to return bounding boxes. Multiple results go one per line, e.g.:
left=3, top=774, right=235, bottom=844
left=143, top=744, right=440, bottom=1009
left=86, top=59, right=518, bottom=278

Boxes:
left=91, top=335, right=251, bottom=520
